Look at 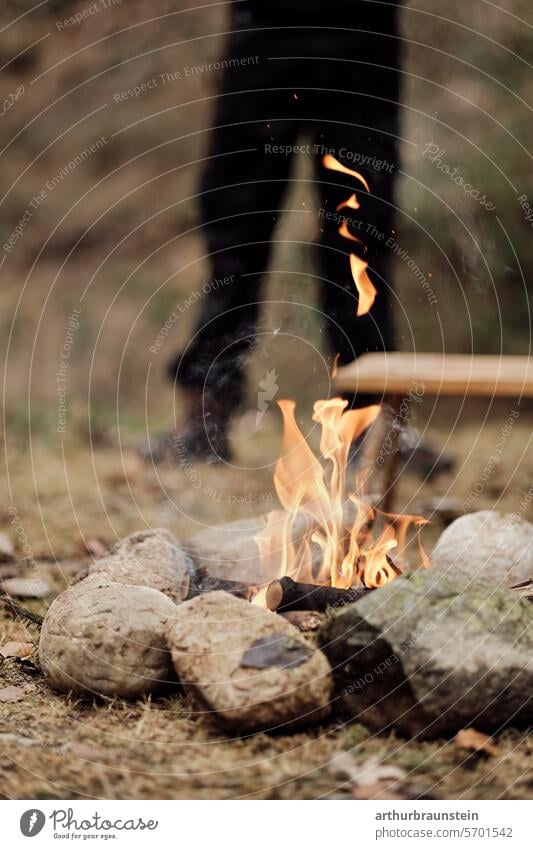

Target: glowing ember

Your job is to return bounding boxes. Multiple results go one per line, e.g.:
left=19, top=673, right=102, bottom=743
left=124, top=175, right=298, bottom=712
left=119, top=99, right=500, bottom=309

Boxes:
left=255, top=399, right=430, bottom=591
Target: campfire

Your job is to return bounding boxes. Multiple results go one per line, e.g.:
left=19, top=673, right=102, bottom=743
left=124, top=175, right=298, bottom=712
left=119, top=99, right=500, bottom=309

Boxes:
left=35, top=152, right=433, bottom=733
left=248, top=153, right=430, bottom=610
left=253, top=397, right=430, bottom=612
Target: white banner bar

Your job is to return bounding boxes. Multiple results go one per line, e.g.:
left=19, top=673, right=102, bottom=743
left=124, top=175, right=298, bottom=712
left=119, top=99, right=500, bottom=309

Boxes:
left=2, top=799, right=531, bottom=848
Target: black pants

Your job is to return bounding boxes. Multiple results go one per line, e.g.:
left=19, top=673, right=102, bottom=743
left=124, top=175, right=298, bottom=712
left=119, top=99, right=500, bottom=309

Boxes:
left=169, top=2, right=402, bottom=409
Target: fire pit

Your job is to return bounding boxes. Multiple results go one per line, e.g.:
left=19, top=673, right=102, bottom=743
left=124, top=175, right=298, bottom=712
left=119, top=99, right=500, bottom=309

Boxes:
left=37, top=395, right=438, bottom=735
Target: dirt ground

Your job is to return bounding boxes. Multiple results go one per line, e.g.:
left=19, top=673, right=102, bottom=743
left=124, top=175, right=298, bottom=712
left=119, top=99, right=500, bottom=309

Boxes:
left=1, top=399, right=532, bottom=800
left=0, top=0, right=532, bottom=801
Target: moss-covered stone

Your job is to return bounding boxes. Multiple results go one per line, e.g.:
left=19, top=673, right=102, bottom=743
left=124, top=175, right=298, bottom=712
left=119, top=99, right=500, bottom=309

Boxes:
left=318, top=567, right=533, bottom=737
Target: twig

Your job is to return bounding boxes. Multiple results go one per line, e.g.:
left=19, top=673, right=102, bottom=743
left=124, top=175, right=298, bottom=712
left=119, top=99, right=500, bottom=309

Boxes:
left=0, top=595, right=44, bottom=627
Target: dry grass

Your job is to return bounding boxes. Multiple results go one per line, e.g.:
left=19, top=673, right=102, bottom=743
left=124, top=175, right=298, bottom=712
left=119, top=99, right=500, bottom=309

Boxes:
left=1, top=403, right=532, bottom=800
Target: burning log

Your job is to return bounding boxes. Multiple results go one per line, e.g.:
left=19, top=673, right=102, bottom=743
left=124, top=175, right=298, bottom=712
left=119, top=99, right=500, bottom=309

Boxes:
left=265, top=576, right=372, bottom=613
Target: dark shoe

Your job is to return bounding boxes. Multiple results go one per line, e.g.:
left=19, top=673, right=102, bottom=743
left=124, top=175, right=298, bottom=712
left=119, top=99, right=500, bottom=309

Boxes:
left=348, top=426, right=455, bottom=481
left=398, top=430, right=454, bottom=480
left=140, top=390, right=234, bottom=465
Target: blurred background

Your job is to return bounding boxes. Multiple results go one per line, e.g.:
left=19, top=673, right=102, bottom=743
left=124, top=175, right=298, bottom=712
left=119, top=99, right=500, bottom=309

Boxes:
left=0, top=0, right=531, bottom=557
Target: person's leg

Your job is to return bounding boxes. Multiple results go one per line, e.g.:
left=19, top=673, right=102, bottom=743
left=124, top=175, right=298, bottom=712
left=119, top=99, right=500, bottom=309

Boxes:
left=168, top=6, right=302, bottom=422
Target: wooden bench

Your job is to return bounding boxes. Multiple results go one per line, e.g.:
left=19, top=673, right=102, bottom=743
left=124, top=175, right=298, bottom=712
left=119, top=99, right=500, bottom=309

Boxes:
left=334, top=352, right=533, bottom=511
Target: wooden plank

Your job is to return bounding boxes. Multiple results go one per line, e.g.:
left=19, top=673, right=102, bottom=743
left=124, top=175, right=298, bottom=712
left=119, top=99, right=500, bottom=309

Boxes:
left=334, top=353, right=533, bottom=397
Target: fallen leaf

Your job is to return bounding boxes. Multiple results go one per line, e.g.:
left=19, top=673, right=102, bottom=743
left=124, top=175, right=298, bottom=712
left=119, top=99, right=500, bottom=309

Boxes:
left=454, top=728, right=498, bottom=757
left=0, top=732, right=39, bottom=748
left=61, top=741, right=105, bottom=760
left=330, top=753, right=408, bottom=798
left=1, top=577, right=50, bottom=598
left=84, top=537, right=108, bottom=558
left=0, top=532, right=15, bottom=561
left=240, top=634, right=312, bottom=669
left=350, top=782, right=408, bottom=800
left=0, top=683, right=36, bottom=702
left=0, top=564, right=19, bottom=579
left=0, top=641, right=34, bottom=659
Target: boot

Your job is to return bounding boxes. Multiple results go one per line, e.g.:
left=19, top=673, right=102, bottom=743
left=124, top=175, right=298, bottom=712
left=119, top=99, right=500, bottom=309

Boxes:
left=141, top=389, right=234, bottom=465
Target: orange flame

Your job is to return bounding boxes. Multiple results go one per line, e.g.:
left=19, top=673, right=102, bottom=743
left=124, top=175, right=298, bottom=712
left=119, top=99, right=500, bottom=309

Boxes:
left=350, top=253, right=377, bottom=316
left=339, top=220, right=362, bottom=243
left=336, top=193, right=360, bottom=213
left=322, top=154, right=370, bottom=191
left=255, top=399, right=430, bottom=591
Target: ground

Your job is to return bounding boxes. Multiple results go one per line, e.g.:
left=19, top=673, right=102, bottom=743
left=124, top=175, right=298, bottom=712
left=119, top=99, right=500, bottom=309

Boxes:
left=1, top=400, right=532, bottom=800
left=0, top=0, right=532, bottom=800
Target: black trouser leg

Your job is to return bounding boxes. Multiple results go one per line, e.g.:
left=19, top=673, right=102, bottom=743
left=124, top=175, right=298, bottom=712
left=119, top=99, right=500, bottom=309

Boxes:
left=169, top=17, right=300, bottom=408
left=170, top=5, right=402, bottom=411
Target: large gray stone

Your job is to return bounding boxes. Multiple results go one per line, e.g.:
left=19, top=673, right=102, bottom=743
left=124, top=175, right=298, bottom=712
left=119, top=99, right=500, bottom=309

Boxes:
left=39, top=576, right=177, bottom=699
left=319, top=567, right=533, bottom=737
left=432, top=511, right=533, bottom=588
left=167, top=591, right=332, bottom=733
left=86, top=528, right=191, bottom=603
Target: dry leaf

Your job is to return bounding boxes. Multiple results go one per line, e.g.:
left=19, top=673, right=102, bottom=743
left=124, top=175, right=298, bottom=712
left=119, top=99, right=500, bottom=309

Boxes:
left=332, top=752, right=406, bottom=786
left=0, top=732, right=39, bottom=748
left=2, top=577, right=50, bottom=598
left=0, top=532, right=15, bottom=561
left=0, top=564, right=19, bottom=579
left=61, top=741, right=105, bottom=760
left=454, top=728, right=498, bottom=757
left=0, top=683, right=36, bottom=702
left=330, top=752, right=411, bottom=801
left=330, top=753, right=410, bottom=799
left=84, top=537, right=108, bottom=558
left=0, top=641, right=34, bottom=659
left=351, top=782, right=408, bottom=800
